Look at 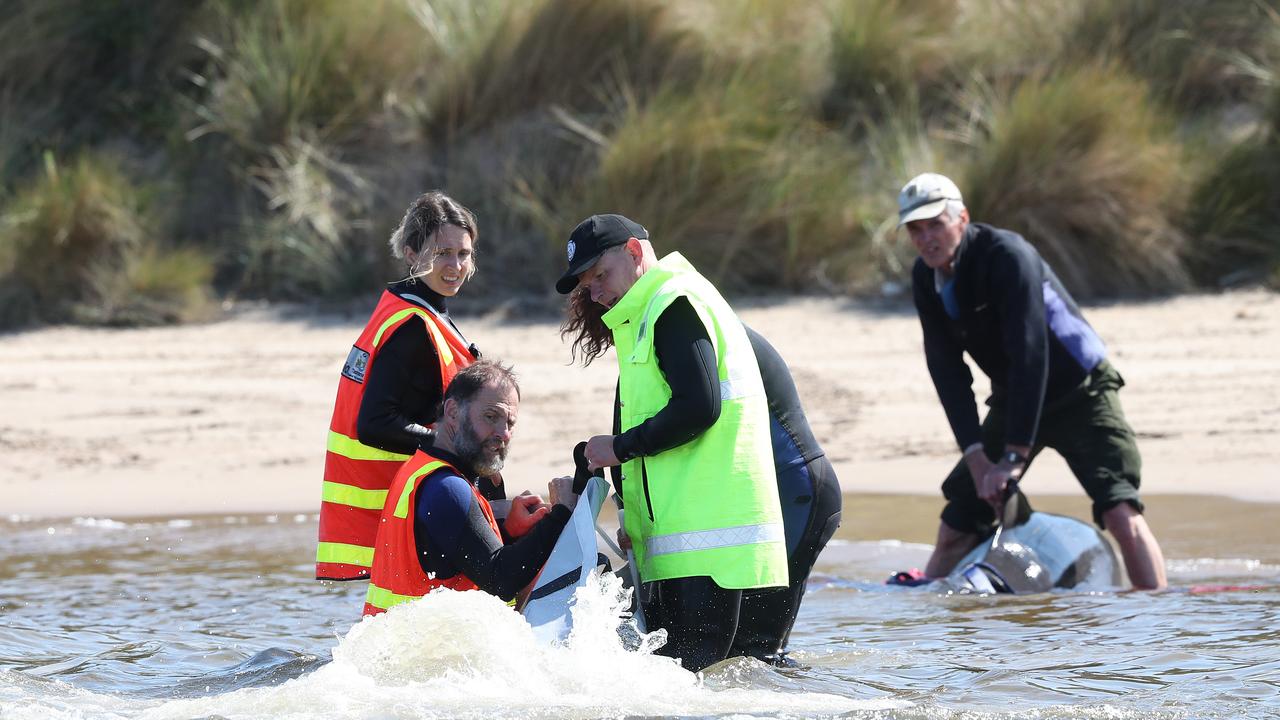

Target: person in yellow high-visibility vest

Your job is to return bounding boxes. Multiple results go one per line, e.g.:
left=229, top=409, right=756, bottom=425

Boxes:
left=556, top=214, right=787, bottom=672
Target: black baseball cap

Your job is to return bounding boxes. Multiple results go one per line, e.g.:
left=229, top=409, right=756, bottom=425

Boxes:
left=555, top=214, right=648, bottom=294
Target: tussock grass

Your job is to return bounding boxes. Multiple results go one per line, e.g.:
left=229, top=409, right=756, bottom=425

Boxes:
left=84, top=245, right=217, bottom=326
left=512, top=71, right=872, bottom=292
left=3, top=0, right=1280, bottom=326
left=231, top=137, right=380, bottom=300
left=183, top=0, right=419, bottom=301
left=0, top=0, right=204, bottom=171
left=0, top=153, right=213, bottom=328
left=421, top=0, right=702, bottom=140
left=1185, top=41, right=1280, bottom=288
left=959, top=65, right=1190, bottom=298
left=1184, top=139, right=1280, bottom=288
left=1060, top=0, right=1280, bottom=111
left=188, top=0, right=425, bottom=154
left=822, top=0, right=962, bottom=126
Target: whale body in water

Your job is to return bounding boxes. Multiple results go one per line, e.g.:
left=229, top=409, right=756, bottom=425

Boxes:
left=945, top=510, right=1124, bottom=594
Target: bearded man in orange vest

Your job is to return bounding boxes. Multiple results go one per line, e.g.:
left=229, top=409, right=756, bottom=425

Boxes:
left=364, top=360, right=579, bottom=615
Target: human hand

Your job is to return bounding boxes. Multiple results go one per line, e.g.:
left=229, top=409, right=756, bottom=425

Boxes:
left=963, top=447, right=994, bottom=490
left=584, top=434, right=620, bottom=471
left=616, top=525, right=632, bottom=552
left=548, top=475, right=579, bottom=511
left=504, top=491, right=550, bottom=538
left=978, top=463, right=1022, bottom=509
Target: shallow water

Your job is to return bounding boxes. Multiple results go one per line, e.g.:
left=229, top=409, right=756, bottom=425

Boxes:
left=2, top=494, right=1278, bottom=719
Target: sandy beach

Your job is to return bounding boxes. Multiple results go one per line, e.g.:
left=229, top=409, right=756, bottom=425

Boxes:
left=1, top=289, right=1277, bottom=519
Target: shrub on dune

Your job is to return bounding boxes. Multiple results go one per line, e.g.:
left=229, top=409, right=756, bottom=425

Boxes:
left=420, top=0, right=702, bottom=141
left=231, top=137, right=380, bottom=300
left=1184, top=61, right=1280, bottom=288
left=512, top=74, right=870, bottom=293
left=187, top=0, right=425, bottom=154
left=821, top=0, right=964, bottom=127
left=0, top=153, right=213, bottom=328
left=1059, top=0, right=1280, bottom=112
left=959, top=65, right=1190, bottom=298
left=0, top=0, right=204, bottom=166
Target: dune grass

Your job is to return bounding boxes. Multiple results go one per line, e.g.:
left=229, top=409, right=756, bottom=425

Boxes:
left=187, top=0, right=425, bottom=154
left=1058, top=0, right=1280, bottom=112
left=0, top=153, right=213, bottom=328
left=821, top=0, right=965, bottom=127
left=958, top=65, right=1190, bottom=298
left=1184, top=47, right=1280, bottom=288
left=0, top=0, right=205, bottom=182
left=419, top=0, right=702, bottom=141
left=1, top=0, right=1279, bottom=328
left=508, top=70, right=873, bottom=293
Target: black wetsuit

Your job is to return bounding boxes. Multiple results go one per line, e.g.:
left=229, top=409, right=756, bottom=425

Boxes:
left=610, top=299, right=841, bottom=669
left=914, top=222, right=1144, bottom=532
left=357, top=279, right=467, bottom=454
left=731, top=328, right=842, bottom=663
left=357, top=279, right=503, bottom=500
left=412, top=446, right=570, bottom=602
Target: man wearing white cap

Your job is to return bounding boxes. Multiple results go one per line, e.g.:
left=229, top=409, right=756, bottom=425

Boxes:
left=893, top=172, right=1167, bottom=590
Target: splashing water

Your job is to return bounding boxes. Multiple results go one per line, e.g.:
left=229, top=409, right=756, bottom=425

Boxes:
left=4, top=571, right=895, bottom=720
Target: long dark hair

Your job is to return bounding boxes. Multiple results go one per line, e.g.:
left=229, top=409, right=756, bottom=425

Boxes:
left=560, top=285, right=613, bottom=366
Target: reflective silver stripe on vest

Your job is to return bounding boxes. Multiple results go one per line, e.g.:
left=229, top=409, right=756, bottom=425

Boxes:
left=719, top=351, right=765, bottom=400
left=719, top=374, right=754, bottom=401
left=645, top=522, right=785, bottom=558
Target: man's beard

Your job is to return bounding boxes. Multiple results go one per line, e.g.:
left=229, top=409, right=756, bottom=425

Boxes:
left=454, top=415, right=507, bottom=476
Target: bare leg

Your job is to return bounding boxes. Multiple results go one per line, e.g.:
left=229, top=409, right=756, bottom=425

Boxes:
left=1102, top=503, right=1167, bottom=590
left=924, top=522, right=983, bottom=579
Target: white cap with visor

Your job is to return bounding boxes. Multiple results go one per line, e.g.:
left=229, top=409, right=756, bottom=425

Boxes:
left=897, top=173, right=964, bottom=226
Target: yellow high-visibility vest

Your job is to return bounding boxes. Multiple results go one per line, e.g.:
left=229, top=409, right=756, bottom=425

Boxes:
left=603, top=252, right=786, bottom=589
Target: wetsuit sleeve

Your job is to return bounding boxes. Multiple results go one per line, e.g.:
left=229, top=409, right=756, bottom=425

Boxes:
left=419, top=474, right=571, bottom=602
left=990, top=244, right=1049, bottom=448
left=356, top=320, right=442, bottom=454
left=613, top=297, right=721, bottom=461
left=610, top=383, right=624, bottom=494
left=913, top=263, right=983, bottom=451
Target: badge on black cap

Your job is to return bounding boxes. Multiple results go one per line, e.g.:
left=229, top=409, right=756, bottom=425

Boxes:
left=555, top=213, right=648, bottom=294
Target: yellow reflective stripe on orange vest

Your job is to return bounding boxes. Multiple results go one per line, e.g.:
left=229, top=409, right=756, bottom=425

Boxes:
left=370, top=307, right=455, bottom=366
left=365, top=582, right=419, bottom=611
left=423, top=318, right=455, bottom=367
left=321, top=480, right=388, bottom=511
left=392, top=460, right=448, bottom=519
left=371, top=308, right=427, bottom=347
left=316, top=540, right=374, bottom=568
left=326, top=430, right=412, bottom=462
left=364, top=583, right=509, bottom=612
left=371, top=307, right=455, bottom=363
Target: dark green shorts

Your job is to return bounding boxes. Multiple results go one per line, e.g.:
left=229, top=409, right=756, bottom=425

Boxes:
left=940, top=361, right=1144, bottom=534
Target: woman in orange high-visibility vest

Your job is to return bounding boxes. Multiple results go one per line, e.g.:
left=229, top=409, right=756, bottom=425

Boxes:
left=317, top=191, right=496, bottom=581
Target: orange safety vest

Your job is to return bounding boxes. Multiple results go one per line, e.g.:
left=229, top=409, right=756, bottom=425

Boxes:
left=362, top=450, right=502, bottom=616
left=316, top=290, right=476, bottom=580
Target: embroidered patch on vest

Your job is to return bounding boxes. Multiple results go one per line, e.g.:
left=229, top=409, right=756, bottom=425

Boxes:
left=342, top=345, right=370, bottom=383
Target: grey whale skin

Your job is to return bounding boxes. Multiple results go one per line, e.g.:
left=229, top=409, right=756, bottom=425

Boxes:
left=945, top=511, right=1124, bottom=594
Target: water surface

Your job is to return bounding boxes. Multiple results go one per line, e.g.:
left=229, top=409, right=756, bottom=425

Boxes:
left=2, top=493, right=1277, bottom=719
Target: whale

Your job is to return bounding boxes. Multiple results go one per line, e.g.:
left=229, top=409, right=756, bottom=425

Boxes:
left=945, top=507, right=1124, bottom=594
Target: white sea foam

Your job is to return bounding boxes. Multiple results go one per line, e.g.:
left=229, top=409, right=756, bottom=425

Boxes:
left=1166, top=557, right=1280, bottom=577
left=126, top=571, right=895, bottom=720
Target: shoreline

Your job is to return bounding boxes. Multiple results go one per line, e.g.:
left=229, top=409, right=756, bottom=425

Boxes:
left=1, top=289, right=1277, bottom=520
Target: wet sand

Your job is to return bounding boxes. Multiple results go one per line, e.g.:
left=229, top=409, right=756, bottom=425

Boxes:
left=0, top=289, right=1277, bottom=519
